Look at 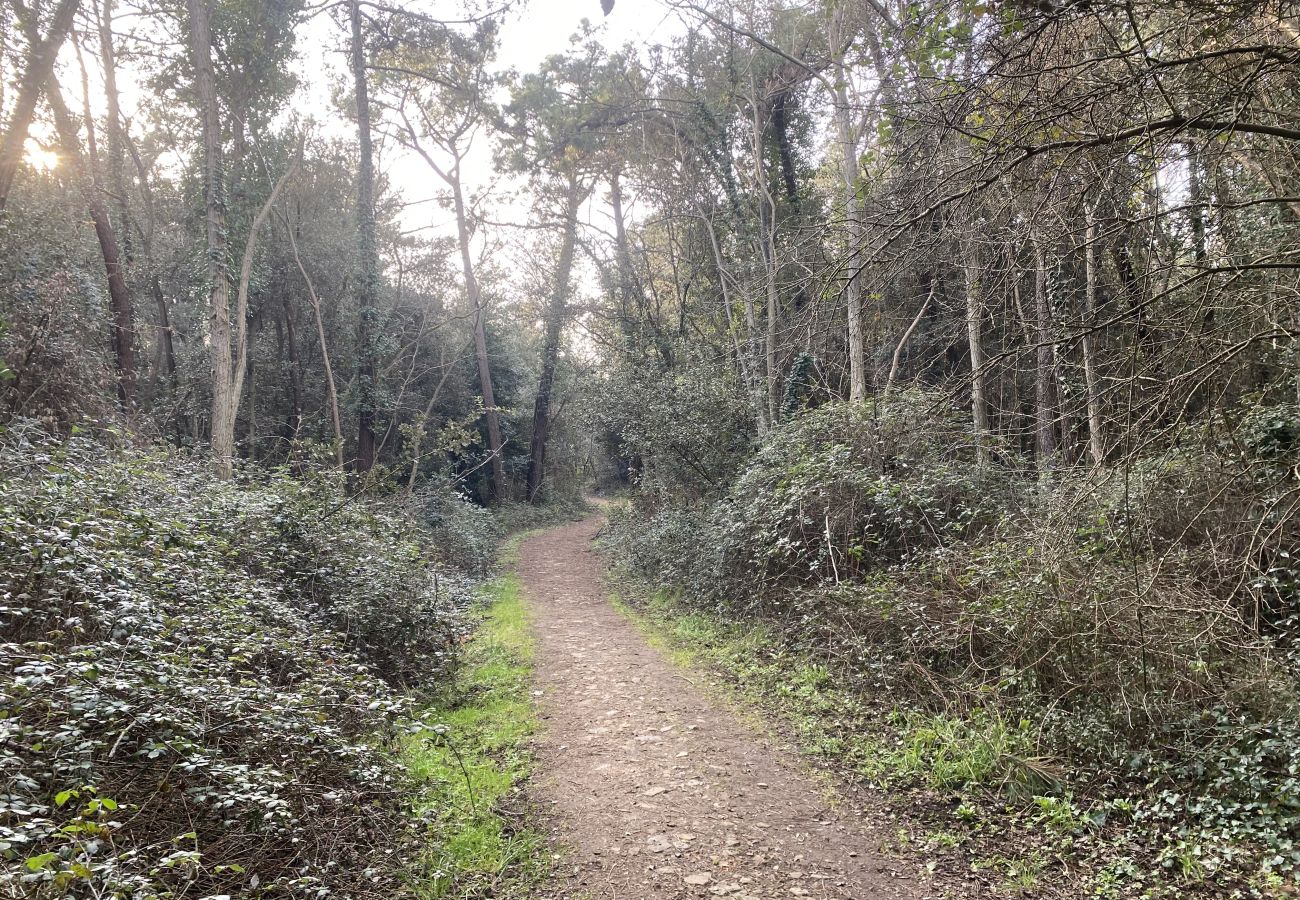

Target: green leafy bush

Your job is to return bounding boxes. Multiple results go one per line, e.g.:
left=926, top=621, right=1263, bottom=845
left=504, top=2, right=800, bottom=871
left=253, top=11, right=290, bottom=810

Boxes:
left=0, top=425, right=475, bottom=897
left=608, top=394, right=1300, bottom=889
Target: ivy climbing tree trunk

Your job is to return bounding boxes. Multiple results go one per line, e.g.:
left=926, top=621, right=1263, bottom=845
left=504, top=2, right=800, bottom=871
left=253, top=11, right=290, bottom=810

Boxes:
left=187, top=0, right=235, bottom=477
left=526, top=173, right=585, bottom=503
left=350, top=0, right=380, bottom=474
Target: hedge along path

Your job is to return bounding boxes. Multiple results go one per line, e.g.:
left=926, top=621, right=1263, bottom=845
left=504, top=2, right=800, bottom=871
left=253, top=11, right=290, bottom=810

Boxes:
left=519, top=514, right=934, bottom=900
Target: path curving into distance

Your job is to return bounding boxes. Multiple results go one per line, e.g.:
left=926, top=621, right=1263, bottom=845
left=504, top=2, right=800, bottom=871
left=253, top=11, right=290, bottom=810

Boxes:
left=519, top=514, right=947, bottom=900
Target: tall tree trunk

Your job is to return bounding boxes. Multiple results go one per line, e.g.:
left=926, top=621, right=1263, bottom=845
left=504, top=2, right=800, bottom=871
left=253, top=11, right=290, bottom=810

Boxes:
left=284, top=210, right=344, bottom=465
left=349, top=0, right=379, bottom=474
left=450, top=173, right=506, bottom=503
left=610, top=168, right=635, bottom=336
left=1082, top=206, right=1105, bottom=467
left=963, top=239, right=990, bottom=468
left=703, top=208, right=767, bottom=435
left=152, top=276, right=175, bottom=378
left=281, top=293, right=303, bottom=438
left=1033, top=237, right=1057, bottom=471
left=829, top=6, right=866, bottom=403
left=46, top=81, right=135, bottom=408
left=0, top=0, right=80, bottom=211
left=187, top=0, right=234, bottom=476
left=97, top=0, right=130, bottom=251
left=526, top=174, right=584, bottom=503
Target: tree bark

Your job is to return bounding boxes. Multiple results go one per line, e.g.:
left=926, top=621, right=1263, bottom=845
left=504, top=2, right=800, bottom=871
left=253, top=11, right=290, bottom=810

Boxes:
left=963, top=240, right=990, bottom=468
left=1033, top=237, right=1057, bottom=471
left=96, top=0, right=130, bottom=250
left=350, top=0, right=380, bottom=474
left=46, top=81, right=136, bottom=408
left=1082, top=206, right=1105, bottom=467
left=281, top=293, right=303, bottom=439
left=829, top=6, right=866, bottom=403
left=187, top=0, right=234, bottom=476
left=885, top=280, right=934, bottom=396
left=283, top=209, right=344, bottom=466
left=0, top=0, right=80, bottom=211
left=526, top=174, right=584, bottom=503
left=450, top=173, right=506, bottom=503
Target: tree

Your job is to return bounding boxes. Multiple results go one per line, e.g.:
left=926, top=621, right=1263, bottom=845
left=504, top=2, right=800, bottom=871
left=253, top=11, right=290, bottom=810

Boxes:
left=377, top=14, right=509, bottom=501
left=0, top=0, right=80, bottom=210
left=349, top=0, right=380, bottom=474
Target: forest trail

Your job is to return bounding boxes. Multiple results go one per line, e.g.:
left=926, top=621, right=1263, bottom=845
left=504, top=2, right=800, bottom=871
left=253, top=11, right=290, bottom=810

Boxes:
left=518, top=515, right=933, bottom=900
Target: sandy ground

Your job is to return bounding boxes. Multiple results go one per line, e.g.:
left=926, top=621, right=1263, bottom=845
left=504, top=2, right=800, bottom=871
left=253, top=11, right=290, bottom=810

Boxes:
left=518, top=515, right=951, bottom=900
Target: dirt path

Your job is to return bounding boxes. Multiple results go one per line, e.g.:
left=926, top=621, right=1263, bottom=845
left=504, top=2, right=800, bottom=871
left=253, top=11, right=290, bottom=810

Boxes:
left=519, top=515, right=936, bottom=900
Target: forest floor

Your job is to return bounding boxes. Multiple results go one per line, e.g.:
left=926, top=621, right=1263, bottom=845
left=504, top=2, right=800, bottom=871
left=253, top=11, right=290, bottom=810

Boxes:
left=517, top=514, right=964, bottom=900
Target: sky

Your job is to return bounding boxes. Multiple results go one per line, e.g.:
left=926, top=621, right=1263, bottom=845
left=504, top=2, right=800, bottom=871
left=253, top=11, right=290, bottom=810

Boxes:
left=281, top=0, right=687, bottom=240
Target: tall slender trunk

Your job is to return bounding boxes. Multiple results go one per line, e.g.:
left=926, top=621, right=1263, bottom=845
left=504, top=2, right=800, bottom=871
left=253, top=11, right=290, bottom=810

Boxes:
left=1082, top=207, right=1105, bottom=467
left=963, top=239, right=990, bottom=468
left=46, top=82, right=135, bottom=408
left=282, top=293, right=303, bottom=438
left=526, top=174, right=584, bottom=503
left=830, top=6, right=866, bottom=403
left=610, top=169, right=635, bottom=337
left=1033, top=237, right=1057, bottom=471
left=97, top=0, right=130, bottom=249
left=450, top=174, right=506, bottom=503
left=187, top=0, right=234, bottom=476
left=350, top=0, right=379, bottom=473
left=703, top=209, right=767, bottom=435
left=152, top=276, right=175, bottom=378
left=284, top=211, right=344, bottom=465
left=0, top=0, right=80, bottom=211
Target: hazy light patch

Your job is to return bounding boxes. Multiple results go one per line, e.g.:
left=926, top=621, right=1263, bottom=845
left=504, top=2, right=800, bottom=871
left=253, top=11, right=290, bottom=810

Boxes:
left=24, top=141, right=59, bottom=173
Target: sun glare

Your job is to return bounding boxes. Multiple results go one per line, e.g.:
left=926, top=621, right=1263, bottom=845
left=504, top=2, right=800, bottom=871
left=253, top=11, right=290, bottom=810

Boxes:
left=24, top=141, right=59, bottom=172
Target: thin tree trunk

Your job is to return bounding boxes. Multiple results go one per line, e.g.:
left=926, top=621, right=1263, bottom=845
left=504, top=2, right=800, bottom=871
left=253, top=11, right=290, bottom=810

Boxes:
left=282, top=293, right=303, bottom=439
left=350, top=0, right=379, bottom=474
left=830, top=6, right=866, bottom=403
left=152, top=276, right=175, bottom=378
left=1082, top=206, right=1105, bottom=467
left=963, top=240, right=990, bottom=468
left=46, top=81, right=135, bottom=408
left=283, top=210, right=344, bottom=466
left=450, top=174, right=506, bottom=503
left=703, top=208, right=766, bottom=434
left=405, top=348, right=456, bottom=496
left=187, top=0, right=234, bottom=476
left=526, top=174, right=584, bottom=503
left=97, top=0, right=130, bottom=251
left=1033, top=237, right=1057, bottom=471
left=0, top=0, right=80, bottom=211
left=885, top=280, right=935, bottom=396
left=611, top=168, right=634, bottom=335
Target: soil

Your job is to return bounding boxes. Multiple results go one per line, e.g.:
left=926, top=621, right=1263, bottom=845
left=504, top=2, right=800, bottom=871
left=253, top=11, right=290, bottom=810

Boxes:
left=518, top=514, right=961, bottom=900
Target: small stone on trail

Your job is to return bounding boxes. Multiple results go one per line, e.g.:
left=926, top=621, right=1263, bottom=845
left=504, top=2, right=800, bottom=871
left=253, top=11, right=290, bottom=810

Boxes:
left=684, top=872, right=712, bottom=886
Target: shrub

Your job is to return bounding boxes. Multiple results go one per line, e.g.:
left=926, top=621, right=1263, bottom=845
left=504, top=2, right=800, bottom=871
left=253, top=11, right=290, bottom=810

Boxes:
left=0, top=424, right=472, bottom=897
left=704, top=396, right=1013, bottom=605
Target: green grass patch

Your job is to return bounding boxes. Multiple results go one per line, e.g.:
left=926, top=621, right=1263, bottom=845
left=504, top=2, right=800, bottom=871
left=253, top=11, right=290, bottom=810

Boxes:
left=403, top=571, right=546, bottom=898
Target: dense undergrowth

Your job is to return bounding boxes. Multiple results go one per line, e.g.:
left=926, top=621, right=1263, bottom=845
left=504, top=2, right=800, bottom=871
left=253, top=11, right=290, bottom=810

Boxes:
left=0, top=422, right=551, bottom=898
left=605, top=393, right=1300, bottom=897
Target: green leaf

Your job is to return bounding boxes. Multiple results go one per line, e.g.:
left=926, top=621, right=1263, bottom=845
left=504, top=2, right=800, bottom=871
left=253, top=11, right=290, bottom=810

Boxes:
left=26, top=852, right=59, bottom=871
